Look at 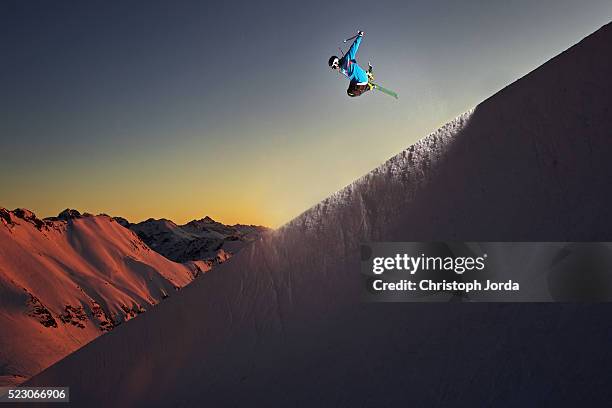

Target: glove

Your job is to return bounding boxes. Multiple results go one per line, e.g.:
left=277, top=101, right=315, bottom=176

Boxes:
left=357, top=30, right=364, bottom=37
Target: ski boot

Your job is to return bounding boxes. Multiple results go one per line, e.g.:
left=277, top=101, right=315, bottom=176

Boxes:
left=367, top=62, right=375, bottom=89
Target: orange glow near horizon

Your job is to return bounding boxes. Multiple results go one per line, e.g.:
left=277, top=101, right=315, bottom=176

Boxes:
left=2, top=110, right=442, bottom=229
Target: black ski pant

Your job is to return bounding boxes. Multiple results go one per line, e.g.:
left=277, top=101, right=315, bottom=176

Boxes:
left=347, top=82, right=370, bottom=97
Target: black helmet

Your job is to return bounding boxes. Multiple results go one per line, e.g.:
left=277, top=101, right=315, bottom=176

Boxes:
left=328, top=55, right=339, bottom=68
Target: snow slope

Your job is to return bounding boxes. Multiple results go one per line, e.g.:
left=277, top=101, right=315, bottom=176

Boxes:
left=27, top=22, right=612, bottom=406
left=0, top=210, right=198, bottom=386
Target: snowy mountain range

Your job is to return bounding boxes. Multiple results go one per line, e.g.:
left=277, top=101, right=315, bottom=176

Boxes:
left=0, top=208, right=267, bottom=386
left=120, top=215, right=268, bottom=264
left=24, top=22, right=612, bottom=406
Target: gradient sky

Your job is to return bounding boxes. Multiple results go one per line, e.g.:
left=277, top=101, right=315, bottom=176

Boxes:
left=2, top=1, right=611, bottom=227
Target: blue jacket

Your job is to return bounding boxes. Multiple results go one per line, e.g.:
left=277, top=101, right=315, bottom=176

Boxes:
left=339, top=36, right=369, bottom=84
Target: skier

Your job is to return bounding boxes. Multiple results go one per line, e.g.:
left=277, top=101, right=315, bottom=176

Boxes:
left=328, top=30, right=373, bottom=97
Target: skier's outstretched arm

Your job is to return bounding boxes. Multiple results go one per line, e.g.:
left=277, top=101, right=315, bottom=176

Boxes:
left=345, top=32, right=363, bottom=61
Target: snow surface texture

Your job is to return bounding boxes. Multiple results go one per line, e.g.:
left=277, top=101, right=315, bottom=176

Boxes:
left=28, top=22, right=612, bottom=406
left=0, top=210, right=198, bottom=386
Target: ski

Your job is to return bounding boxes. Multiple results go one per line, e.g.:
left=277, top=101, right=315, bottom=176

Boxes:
left=370, top=82, right=398, bottom=99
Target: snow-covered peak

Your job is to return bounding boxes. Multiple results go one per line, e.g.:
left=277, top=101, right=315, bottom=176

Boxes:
left=127, top=216, right=269, bottom=263
left=0, top=211, right=199, bottom=386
